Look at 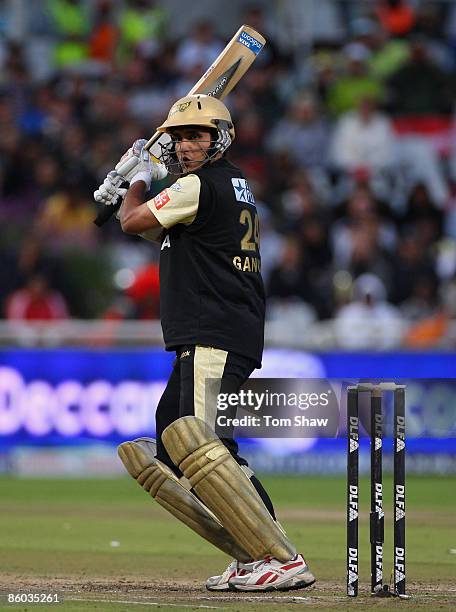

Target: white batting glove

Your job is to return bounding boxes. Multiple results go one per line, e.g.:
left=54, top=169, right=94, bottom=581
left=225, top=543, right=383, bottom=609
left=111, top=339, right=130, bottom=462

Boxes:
left=94, top=171, right=129, bottom=206
left=115, top=139, right=168, bottom=189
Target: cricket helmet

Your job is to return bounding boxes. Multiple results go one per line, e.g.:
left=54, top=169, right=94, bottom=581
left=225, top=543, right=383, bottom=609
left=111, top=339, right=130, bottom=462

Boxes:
left=157, top=94, right=235, bottom=141
left=157, top=94, right=235, bottom=173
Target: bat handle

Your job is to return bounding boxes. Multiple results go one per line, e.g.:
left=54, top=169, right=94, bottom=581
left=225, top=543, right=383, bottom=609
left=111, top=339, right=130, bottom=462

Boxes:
left=94, top=200, right=121, bottom=227
left=94, top=190, right=129, bottom=227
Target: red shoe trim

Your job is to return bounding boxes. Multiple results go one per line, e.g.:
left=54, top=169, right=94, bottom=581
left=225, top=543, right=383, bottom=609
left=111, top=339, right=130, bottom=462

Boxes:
left=257, top=571, right=274, bottom=585
left=281, top=560, right=304, bottom=571
left=268, top=574, right=279, bottom=583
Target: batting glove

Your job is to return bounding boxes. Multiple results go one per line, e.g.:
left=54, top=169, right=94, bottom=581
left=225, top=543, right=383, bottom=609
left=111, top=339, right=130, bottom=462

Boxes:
left=94, top=171, right=130, bottom=207
left=116, top=139, right=168, bottom=190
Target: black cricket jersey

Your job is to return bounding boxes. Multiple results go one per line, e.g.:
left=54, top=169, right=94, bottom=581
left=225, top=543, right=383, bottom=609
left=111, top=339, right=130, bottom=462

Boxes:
left=157, top=158, right=265, bottom=366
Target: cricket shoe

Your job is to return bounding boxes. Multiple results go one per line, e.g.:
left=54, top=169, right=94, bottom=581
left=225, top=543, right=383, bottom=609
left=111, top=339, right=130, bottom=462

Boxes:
left=229, top=553, right=315, bottom=592
left=206, top=559, right=256, bottom=591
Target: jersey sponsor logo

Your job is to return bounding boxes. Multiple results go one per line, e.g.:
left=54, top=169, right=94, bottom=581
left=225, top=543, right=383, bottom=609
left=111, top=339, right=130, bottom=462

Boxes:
left=169, top=181, right=182, bottom=192
left=154, top=190, right=171, bottom=210
left=237, top=31, right=263, bottom=55
left=232, top=178, right=255, bottom=205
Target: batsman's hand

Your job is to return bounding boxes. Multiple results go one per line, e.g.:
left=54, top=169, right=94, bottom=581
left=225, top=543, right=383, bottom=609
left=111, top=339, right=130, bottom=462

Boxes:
left=116, top=139, right=168, bottom=189
left=94, top=171, right=129, bottom=208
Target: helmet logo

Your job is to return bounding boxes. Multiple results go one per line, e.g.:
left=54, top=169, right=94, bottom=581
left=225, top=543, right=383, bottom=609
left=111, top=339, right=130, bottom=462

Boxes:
left=169, top=101, right=192, bottom=117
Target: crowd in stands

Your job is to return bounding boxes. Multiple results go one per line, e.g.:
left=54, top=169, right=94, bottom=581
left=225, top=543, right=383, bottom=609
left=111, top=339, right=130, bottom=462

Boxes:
left=1, top=0, right=456, bottom=348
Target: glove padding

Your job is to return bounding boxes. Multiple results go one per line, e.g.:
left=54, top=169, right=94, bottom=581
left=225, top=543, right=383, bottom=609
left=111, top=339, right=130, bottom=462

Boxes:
left=94, top=171, right=129, bottom=207
left=116, top=139, right=168, bottom=189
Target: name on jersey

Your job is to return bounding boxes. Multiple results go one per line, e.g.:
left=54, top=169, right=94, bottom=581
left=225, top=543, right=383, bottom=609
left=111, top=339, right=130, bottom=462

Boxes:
left=154, top=190, right=171, bottom=209
left=232, top=178, right=255, bottom=205
left=233, top=255, right=261, bottom=273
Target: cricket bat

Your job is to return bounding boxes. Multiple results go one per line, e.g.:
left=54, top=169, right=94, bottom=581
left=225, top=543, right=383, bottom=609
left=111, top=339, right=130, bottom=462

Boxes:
left=94, top=24, right=266, bottom=226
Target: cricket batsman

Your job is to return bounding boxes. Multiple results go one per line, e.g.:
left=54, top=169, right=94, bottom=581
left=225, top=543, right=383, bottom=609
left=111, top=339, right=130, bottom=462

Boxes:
left=94, top=94, right=315, bottom=592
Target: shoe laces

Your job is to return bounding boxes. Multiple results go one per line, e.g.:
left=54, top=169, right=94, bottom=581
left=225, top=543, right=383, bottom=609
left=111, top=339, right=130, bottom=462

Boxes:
left=252, top=555, right=273, bottom=570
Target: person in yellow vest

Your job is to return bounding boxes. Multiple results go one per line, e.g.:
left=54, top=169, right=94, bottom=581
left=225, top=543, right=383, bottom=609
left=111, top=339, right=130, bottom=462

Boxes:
left=119, top=0, right=167, bottom=62
left=48, top=0, right=89, bottom=67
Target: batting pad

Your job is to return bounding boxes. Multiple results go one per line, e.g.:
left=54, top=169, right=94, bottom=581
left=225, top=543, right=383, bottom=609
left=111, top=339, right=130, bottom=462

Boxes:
left=118, top=438, right=250, bottom=561
left=162, top=416, right=296, bottom=562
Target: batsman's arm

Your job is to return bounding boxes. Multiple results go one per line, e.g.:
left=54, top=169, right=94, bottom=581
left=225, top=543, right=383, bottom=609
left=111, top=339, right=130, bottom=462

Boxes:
left=119, top=182, right=162, bottom=235
left=120, top=174, right=200, bottom=242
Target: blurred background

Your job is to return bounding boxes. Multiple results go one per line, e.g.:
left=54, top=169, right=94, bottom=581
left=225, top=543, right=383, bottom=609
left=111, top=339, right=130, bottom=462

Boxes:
left=0, top=0, right=455, bottom=476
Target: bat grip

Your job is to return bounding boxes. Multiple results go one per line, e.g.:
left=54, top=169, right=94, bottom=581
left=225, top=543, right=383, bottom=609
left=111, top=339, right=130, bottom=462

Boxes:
left=94, top=200, right=121, bottom=227
left=94, top=188, right=128, bottom=227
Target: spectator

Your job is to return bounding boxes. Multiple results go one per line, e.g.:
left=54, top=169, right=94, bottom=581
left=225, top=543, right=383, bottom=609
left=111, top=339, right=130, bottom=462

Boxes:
left=394, top=137, right=450, bottom=209
left=175, top=20, right=223, bottom=75
left=5, top=274, right=69, bottom=320
left=240, top=61, right=284, bottom=126
left=37, top=177, right=97, bottom=248
left=334, top=273, right=405, bottom=348
left=400, top=272, right=440, bottom=321
left=47, top=0, right=88, bottom=68
left=363, top=22, right=410, bottom=81
left=266, top=235, right=318, bottom=344
left=332, top=184, right=397, bottom=260
left=119, top=0, right=167, bottom=61
left=330, top=95, right=395, bottom=194
left=375, top=0, right=416, bottom=38
left=12, top=235, right=63, bottom=291
left=0, top=124, right=27, bottom=199
left=268, top=235, right=312, bottom=303
left=88, top=0, right=119, bottom=67
left=32, top=156, right=62, bottom=200
left=267, top=92, right=330, bottom=178
left=297, top=213, right=334, bottom=319
left=413, top=3, right=454, bottom=72
left=400, top=183, right=444, bottom=248
left=391, top=231, right=437, bottom=304
left=327, top=43, right=384, bottom=116
left=278, top=169, right=322, bottom=228
left=343, top=218, right=394, bottom=293
left=125, top=263, right=160, bottom=320
left=387, top=38, right=454, bottom=115
left=231, top=109, right=266, bottom=181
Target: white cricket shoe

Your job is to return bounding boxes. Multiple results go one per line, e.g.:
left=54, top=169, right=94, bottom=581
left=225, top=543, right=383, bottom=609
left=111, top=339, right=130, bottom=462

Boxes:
left=229, top=553, right=315, bottom=592
left=206, top=559, right=256, bottom=591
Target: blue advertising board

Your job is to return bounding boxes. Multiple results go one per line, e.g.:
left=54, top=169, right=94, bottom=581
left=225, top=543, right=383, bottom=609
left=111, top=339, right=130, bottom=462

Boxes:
left=0, top=349, right=455, bottom=473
